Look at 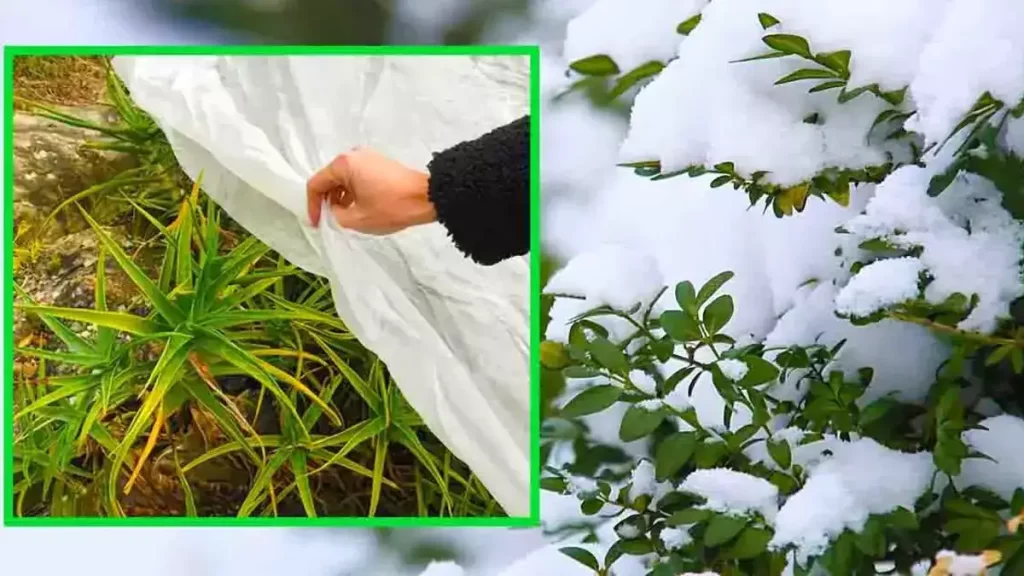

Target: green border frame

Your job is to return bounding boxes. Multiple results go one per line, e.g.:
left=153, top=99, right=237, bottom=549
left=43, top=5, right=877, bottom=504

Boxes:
left=3, top=44, right=541, bottom=528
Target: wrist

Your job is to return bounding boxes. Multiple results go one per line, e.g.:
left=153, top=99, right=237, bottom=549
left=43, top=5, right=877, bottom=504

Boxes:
left=410, top=170, right=437, bottom=226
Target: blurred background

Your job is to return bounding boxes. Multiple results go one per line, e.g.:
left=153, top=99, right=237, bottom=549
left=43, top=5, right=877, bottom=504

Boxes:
left=0, top=0, right=592, bottom=47
left=0, top=526, right=548, bottom=575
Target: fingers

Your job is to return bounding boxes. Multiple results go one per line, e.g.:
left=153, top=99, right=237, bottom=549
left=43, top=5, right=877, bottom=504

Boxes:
left=306, top=153, right=352, bottom=226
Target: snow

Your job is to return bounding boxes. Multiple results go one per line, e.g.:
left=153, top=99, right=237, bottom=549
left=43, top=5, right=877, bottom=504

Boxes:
left=540, top=95, right=627, bottom=199
left=843, top=168, right=1024, bottom=332
left=637, top=399, right=662, bottom=411
left=765, top=283, right=947, bottom=405
left=619, top=0, right=913, bottom=185
left=678, top=468, right=780, bottom=522
left=770, top=438, right=934, bottom=560
left=660, top=527, right=693, bottom=550
left=657, top=357, right=754, bottom=431
left=418, top=562, right=465, bottom=576
left=545, top=244, right=665, bottom=309
left=544, top=245, right=665, bottom=344
left=834, top=257, right=924, bottom=318
left=662, top=383, right=692, bottom=412
left=744, top=427, right=806, bottom=470
left=567, top=475, right=600, bottom=498
left=628, top=369, right=658, bottom=395
left=958, top=414, right=1024, bottom=501
left=931, top=550, right=1002, bottom=576
left=717, top=359, right=749, bottom=381
left=563, top=0, right=708, bottom=73
left=615, top=523, right=642, bottom=539
left=906, top=0, right=1024, bottom=145
left=631, top=459, right=657, bottom=497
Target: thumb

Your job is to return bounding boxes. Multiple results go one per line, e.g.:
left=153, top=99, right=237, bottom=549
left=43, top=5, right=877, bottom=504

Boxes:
left=329, top=201, right=366, bottom=233
left=306, top=153, right=354, bottom=226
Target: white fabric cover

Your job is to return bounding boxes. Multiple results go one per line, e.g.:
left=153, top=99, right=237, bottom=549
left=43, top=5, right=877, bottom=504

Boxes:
left=111, top=55, right=531, bottom=516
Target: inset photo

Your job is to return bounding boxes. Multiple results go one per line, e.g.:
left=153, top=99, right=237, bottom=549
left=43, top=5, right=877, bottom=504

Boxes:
left=5, top=47, right=537, bottom=524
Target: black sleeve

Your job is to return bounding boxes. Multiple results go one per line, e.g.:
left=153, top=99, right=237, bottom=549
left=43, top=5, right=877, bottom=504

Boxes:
left=426, top=115, right=530, bottom=266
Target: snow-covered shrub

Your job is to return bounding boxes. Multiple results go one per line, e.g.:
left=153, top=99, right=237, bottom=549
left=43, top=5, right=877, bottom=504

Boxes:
left=539, top=1, right=1024, bottom=575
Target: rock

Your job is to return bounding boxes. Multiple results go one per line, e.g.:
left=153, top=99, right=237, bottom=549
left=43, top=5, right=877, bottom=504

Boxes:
left=13, top=106, right=137, bottom=240
left=13, top=228, right=142, bottom=344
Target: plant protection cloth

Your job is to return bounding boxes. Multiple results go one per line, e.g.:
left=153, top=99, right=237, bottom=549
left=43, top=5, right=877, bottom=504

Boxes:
left=111, top=55, right=531, bottom=516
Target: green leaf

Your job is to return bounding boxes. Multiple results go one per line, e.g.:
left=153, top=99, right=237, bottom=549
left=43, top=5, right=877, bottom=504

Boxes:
left=178, top=378, right=260, bottom=463
left=562, top=385, right=622, bottom=418
left=695, top=440, right=728, bottom=468
left=880, top=87, right=907, bottom=106
left=569, top=54, right=620, bottom=76
left=620, top=405, right=666, bottom=442
left=731, top=52, right=790, bottom=64
left=757, top=13, right=780, bottom=29
left=617, top=538, right=654, bottom=555
left=675, top=281, right=697, bottom=313
left=697, top=271, right=734, bottom=307
left=604, top=542, right=625, bottom=570
left=668, top=508, right=711, bottom=526
left=540, top=476, right=568, bottom=493
left=192, top=327, right=306, bottom=433
left=17, top=305, right=162, bottom=336
left=392, top=423, right=453, bottom=511
left=308, top=418, right=387, bottom=476
left=237, top=448, right=292, bottom=517
left=661, top=310, right=702, bottom=342
left=854, top=516, right=886, bottom=557
left=945, top=497, right=1002, bottom=522
left=704, top=514, right=748, bottom=547
left=711, top=175, right=732, bottom=188
left=254, top=357, right=341, bottom=426
left=767, top=439, right=792, bottom=469
left=838, top=84, right=873, bottom=103
left=563, top=365, right=602, bottom=379
left=775, top=68, right=840, bottom=85
left=175, top=197, right=195, bottom=292
left=762, top=34, right=813, bottom=59
left=587, top=336, right=630, bottom=374
left=14, top=375, right=98, bottom=418
left=727, top=527, right=773, bottom=559
left=581, top=498, right=604, bottom=515
left=108, top=333, right=192, bottom=511
left=738, top=356, right=780, bottom=387
left=677, top=14, right=702, bottom=35
left=702, top=295, right=734, bottom=334
left=289, top=451, right=317, bottom=517
left=859, top=397, right=898, bottom=427
left=655, top=432, right=698, bottom=480
left=12, top=288, right=93, bottom=354
left=308, top=332, right=381, bottom=412
left=559, top=547, right=600, bottom=571
left=823, top=532, right=856, bottom=575
left=78, top=206, right=184, bottom=326
left=814, top=50, right=851, bottom=76
left=199, top=236, right=272, bottom=313
left=886, top=507, right=918, bottom=531
left=608, top=61, right=665, bottom=100
left=808, top=80, right=847, bottom=94
left=1011, top=348, right=1024, bottom=374
left=1012, top=487, right=1024, bottom=512
left=986, top=345, right=1013, bottom=366
left=15, top=348, right=103, bottom=367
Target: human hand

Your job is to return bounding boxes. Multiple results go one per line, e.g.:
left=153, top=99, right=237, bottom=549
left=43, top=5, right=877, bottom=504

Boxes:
left=306, top=147, right=435, bottom=235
